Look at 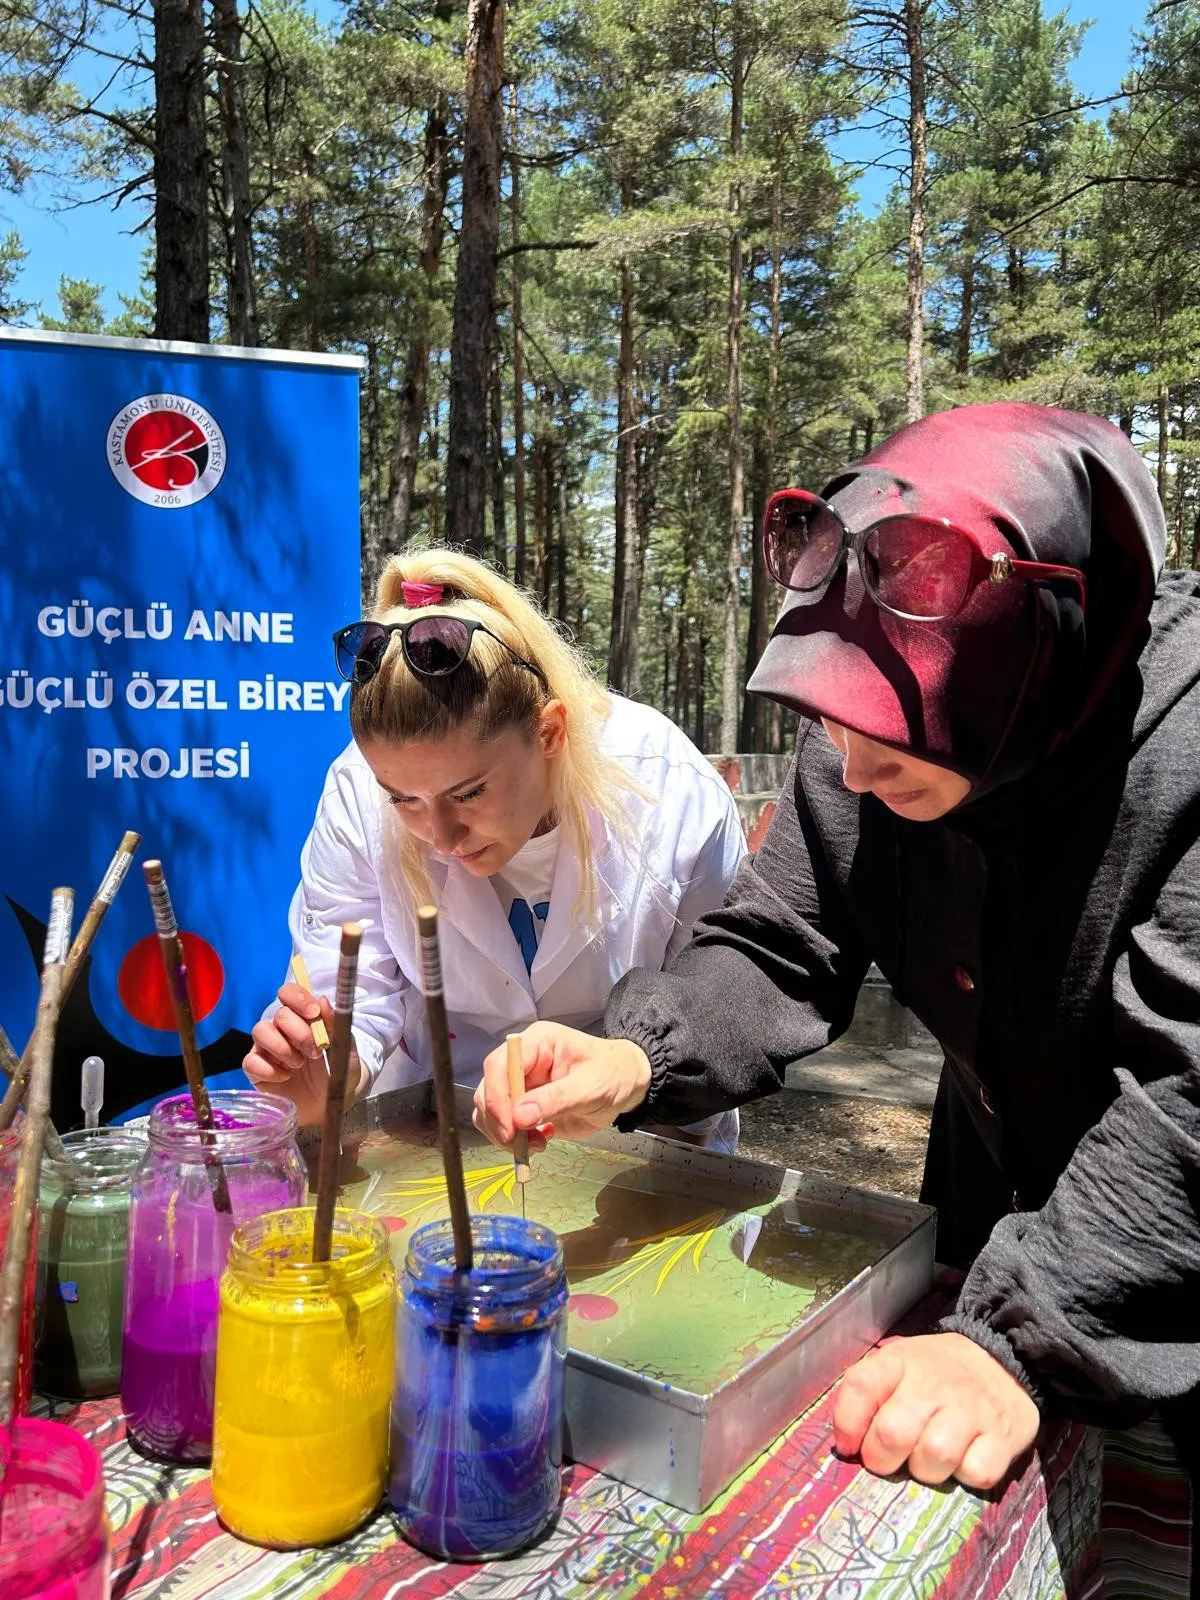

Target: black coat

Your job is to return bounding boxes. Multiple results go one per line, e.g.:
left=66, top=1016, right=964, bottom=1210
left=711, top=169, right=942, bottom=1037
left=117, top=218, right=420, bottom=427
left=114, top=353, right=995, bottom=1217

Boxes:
left=609, top=569, right=1200, bottom=1425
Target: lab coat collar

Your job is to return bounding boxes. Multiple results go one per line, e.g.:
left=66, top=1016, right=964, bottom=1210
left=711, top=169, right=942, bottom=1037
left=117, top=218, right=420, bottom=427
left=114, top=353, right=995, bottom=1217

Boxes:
left=424, top=851, right=534, bottom=997
left=530, top=810, right=621, bottom=995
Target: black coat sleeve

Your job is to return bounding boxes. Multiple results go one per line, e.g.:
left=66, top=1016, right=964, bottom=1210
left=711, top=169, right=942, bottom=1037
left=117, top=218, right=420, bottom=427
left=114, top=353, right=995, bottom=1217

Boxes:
left=605, top=732, right=871, bottom=1128
left=945, top=824, right=1200, bottom=1423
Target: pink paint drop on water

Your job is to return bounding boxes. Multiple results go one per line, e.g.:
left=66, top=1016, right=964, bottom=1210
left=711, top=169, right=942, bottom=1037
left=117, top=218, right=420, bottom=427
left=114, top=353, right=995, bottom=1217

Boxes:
left=381, top=1216, right=408, bottom=1233
left=569, top=1293, right=619, bottom=1322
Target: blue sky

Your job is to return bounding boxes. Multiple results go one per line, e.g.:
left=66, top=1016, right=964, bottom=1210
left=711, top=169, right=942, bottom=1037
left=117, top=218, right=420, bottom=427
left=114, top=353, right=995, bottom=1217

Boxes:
left=1, top=0, right=1151, bottom=324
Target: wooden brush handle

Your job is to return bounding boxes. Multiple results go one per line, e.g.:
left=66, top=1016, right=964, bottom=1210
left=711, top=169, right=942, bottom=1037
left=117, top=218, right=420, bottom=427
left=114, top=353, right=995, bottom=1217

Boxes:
left=506, top=1034, right=532, bottom=1184
left=144, top=860, right=231, bottom=1214
left=0, top=887, right=73, bottom=1431
left=0, top=830, right=140, bottom=1140
left=418, top=905, right=473, bottom=1273
left=312, top=924, right=361, bottom=1263
left=289, top=952, right=331, bottom=1051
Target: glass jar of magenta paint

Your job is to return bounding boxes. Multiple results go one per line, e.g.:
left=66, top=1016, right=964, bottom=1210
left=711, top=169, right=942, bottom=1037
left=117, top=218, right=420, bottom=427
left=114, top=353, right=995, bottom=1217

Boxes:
left=0, top=1417, right=110, bottom=1599
left=121, top=1091, right=305, bottom=1464
left=389, top=1214, right=568, bottom=1561
left=36, top=1127, right=147, bottom=1399
left=0, top=1125, right=38, bottom=1417
left=213, top=1207, right=395, bottom=1548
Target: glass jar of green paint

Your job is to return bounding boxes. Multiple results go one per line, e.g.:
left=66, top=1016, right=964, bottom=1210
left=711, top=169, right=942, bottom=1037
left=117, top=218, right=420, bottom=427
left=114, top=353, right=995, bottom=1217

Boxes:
left=36, top=1127, right=148, bottom=1398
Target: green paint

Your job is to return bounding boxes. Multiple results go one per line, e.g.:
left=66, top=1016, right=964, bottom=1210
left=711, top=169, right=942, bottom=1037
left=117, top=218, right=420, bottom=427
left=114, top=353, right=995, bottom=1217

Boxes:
left=36, top=1129, right=147, bottom=1398
left=339, top=1117, right=892, bottom=1395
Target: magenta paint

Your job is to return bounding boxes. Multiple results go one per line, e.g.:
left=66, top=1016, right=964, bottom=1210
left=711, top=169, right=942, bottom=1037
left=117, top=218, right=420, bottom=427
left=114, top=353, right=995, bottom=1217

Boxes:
left=0, top=1417, right=109, bottom=1599
left=120, top=1090, right=305, bottom=1464
left=120, top=1276, right=222, bottom=1461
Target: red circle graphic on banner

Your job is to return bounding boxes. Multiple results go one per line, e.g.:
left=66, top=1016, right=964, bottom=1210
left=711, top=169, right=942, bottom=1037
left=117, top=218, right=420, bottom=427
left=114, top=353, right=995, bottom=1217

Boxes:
left=122, top=411, right=209, bottom=490
left=118, top=932, right=225, bottom=1031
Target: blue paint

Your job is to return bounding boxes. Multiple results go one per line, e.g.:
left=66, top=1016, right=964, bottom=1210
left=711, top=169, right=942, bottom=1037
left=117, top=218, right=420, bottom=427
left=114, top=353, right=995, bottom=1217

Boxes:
left=389, top=1215, right=568, bottom=1561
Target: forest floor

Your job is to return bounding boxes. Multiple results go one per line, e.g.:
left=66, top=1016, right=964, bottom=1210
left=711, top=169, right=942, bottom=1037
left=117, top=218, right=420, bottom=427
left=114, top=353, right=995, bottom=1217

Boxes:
left=735, top=1039, right=941, bottom=1200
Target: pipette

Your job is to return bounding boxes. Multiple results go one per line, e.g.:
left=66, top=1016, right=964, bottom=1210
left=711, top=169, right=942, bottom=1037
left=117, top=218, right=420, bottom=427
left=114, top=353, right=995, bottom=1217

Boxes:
left=81, top=1055, right=104, bottom=1129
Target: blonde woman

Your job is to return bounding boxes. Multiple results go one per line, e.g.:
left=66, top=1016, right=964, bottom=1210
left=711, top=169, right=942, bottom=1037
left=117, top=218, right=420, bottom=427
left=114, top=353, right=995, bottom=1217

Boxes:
left=244, top=549, right=745, bottom=1149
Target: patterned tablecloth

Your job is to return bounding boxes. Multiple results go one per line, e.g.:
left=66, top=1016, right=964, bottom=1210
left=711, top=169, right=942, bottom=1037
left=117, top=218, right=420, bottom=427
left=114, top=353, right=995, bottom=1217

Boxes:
left=38, top=1282, right=1114, bottom=1600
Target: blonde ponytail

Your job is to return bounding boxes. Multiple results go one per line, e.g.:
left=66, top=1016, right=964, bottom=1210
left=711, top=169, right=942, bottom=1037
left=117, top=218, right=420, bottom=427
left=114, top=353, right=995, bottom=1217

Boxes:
left=350, top=548, right=639, bottom=922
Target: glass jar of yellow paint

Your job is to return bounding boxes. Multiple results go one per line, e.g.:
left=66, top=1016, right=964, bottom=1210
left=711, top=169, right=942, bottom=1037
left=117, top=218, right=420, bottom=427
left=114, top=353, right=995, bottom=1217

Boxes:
left=211, top=1207, right=394, bottom=1548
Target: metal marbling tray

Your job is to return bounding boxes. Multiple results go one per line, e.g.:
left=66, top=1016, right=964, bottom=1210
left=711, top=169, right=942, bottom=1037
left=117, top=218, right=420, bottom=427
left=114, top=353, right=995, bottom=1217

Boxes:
left=308, top=1084, right=936, bottom=1514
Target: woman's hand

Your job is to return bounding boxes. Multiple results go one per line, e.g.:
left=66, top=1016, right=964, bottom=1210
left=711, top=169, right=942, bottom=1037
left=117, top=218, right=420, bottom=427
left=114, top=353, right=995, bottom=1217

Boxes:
left=831, top=1331, right=1040, bottom=1490
left=243, top=981, right=365, bottom=1127
left=474, top=1023, right=652, bottom=1147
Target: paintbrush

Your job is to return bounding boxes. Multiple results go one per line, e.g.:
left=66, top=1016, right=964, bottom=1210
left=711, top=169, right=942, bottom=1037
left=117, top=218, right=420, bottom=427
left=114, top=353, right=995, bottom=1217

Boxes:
left=143, top=861, right=232, bottom=1215
left=505, top=1034, right=531, bottom=1219
left=289, top=951, right=331, bottom=1077
left=0, top=831, right=141, bottom=1152
left=0, top=887, right=73, bottom=1435
left=417, top=905, right=472, bottom=1273
left=311, top=924, right=361, bottom=1263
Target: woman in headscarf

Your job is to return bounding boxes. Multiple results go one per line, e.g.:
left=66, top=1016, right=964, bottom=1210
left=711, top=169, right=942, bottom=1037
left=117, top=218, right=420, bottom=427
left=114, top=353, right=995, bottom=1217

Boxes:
left=474, top=404, right=1200, bottom=1519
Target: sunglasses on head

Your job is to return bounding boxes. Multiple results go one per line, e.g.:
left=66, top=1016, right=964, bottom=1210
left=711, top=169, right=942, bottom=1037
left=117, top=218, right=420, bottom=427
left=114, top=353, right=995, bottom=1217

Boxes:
left=763, top=488, right=1087, bottom=622
left=332, top=616, right=548, bottom=687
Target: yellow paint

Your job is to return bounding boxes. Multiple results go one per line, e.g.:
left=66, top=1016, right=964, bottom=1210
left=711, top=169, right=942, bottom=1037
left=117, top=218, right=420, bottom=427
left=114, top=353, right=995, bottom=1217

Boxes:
left=212, top=1209, right=395, bottom=1549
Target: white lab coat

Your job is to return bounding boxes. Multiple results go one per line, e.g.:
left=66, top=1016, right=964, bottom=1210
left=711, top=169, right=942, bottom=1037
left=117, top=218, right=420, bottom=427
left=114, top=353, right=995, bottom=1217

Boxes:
left=281, top=695, right=746, bottom=1143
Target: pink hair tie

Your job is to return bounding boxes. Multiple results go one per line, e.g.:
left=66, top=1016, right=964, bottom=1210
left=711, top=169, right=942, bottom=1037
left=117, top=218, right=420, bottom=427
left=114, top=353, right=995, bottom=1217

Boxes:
left=401, top=580, right=446, bottom=609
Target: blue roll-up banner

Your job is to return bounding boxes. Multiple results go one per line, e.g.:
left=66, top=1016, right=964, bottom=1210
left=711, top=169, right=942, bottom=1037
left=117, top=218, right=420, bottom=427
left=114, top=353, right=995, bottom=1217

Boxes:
left=0, top=329, right=362, bottom=1124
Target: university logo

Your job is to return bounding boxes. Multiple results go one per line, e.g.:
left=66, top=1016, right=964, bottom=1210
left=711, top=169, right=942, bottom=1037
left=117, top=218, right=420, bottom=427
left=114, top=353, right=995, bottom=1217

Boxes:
left=107, top=393, right=226, bottom=508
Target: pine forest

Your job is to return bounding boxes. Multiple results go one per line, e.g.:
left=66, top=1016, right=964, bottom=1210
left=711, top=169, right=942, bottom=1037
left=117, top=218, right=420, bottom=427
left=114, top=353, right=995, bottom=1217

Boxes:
left=2, top=0, right=1197, bottom=751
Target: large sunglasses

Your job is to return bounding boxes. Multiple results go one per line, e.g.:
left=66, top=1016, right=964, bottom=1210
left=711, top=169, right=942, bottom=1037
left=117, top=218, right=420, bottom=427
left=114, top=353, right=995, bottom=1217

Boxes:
left=332, top=616, right=548, bottom=687
left=763, top=488, right=1086, bottom=623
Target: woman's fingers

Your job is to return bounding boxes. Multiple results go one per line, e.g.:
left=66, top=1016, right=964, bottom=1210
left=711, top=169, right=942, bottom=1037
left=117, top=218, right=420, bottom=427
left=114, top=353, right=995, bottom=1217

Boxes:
left=905, top=1408, right=982, bottom=1487
left=832, top=1333, right=1040, bottom=1491
left=247, top=1015, right=303, bottom=1075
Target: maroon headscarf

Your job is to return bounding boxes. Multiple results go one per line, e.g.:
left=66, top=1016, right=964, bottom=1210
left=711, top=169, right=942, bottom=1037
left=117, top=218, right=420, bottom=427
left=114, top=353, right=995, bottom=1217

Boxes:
left=748, top=404, right=1166, bottom=796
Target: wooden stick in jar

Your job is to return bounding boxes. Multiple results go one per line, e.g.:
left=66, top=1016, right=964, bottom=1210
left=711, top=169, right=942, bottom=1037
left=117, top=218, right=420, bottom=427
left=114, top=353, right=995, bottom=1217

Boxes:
left=311, top=923, right=361, bottom=1264
left=143, top=860, right=232, bottom=1215
left=417, top=905, right=473, bottom=1273
left=0, top=830, right=141, bottom=1139
left=0, top=887, right=73, bottom=1431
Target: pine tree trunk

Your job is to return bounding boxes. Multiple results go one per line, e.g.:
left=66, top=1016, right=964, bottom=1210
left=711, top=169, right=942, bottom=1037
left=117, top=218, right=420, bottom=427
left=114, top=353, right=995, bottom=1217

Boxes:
left=556, top=445, right=569, bottom=624
left=509, top=86, right=529, bottom=586
left=1158, top=380, right=1170, bottom=521
left=904, top=0, right=927, bottom=423
left=574, top=498, right=587, bottom=637
left=445, top=0, right=506, bottom=555
left=955, top=251, right=974, bottom=382
left=301, top=147, right=319, bottom=349
left=608, top=219, right=641, bottom=694
left=211, top=0, right=257, bottom=345
left=154, top=0, right=209, bottom=341
left=634, top=367, right=658, bottom=640
left=428, top=388, right=442, bottom=544
left=741, top=148, right=782, bottom=753
left=660, top=594, right=671, bottom=714
left=674, top=600, right=689, bottom=728
left=384, top=95, right=451, bottom=548
left=720, top=17, right=746, bottom=753
left=362, top=335, right=384, bottom=600
left=694, top=632, right=707, bottom=751
left=532, top=387, right=548, bottom=604
left=489, top=318, right=508, bottom=574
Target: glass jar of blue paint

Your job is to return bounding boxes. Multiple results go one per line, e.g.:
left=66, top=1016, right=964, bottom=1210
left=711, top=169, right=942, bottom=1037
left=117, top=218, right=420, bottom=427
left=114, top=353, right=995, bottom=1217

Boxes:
left=389, top=1214, right=568, bottom=1561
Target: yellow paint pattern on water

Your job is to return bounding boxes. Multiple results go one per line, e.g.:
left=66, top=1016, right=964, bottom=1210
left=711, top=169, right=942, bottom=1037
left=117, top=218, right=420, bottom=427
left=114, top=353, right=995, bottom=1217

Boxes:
left=344, top=1121, right=893, bottom=1392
